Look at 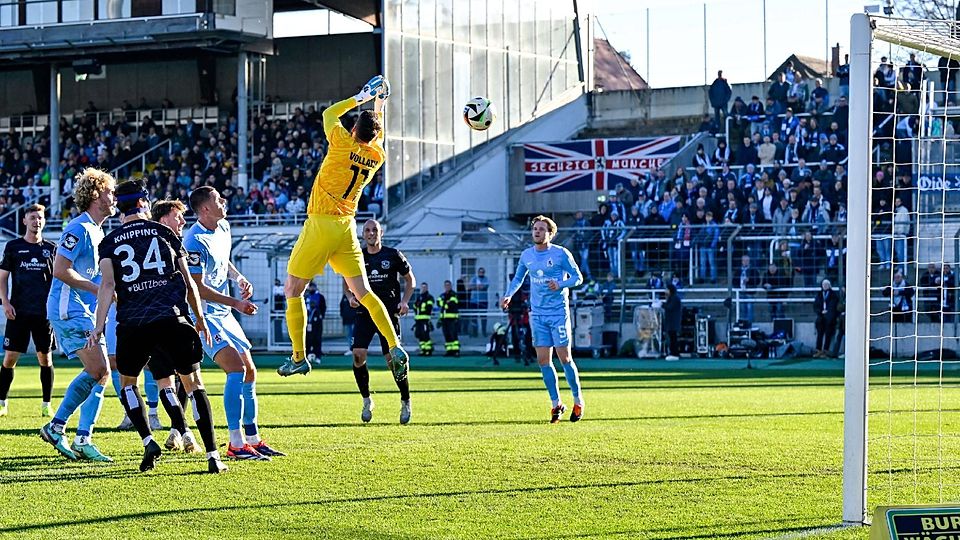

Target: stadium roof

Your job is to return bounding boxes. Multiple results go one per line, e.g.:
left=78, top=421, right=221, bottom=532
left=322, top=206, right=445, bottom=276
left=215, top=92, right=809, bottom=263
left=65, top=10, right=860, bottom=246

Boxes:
left=768, top=54, right=830, bottom=81
left=593, top=38, right=648, bottom=92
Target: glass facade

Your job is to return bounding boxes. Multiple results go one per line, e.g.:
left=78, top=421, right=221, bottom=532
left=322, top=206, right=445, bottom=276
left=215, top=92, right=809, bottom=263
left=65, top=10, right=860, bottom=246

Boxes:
left=383, top=0, right=583, bottom=212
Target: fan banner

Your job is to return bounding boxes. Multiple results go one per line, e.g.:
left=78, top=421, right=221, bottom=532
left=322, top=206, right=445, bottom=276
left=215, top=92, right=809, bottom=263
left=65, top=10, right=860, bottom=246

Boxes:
left=916, top=174, right=960, bottom=191
left=523, top=137, right=682, bottom=193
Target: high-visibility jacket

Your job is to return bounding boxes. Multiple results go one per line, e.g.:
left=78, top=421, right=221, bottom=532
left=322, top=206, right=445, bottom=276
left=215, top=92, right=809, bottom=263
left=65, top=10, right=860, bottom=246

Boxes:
left=414, top=293, right=434, bottom=320
left=437, top=291, right=459, bottom=319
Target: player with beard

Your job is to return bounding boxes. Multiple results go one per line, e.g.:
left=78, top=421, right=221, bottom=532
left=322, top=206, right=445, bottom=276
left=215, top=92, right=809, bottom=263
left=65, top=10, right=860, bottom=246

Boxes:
left=348, top=219, right=415, bottom=424
left=184, top=187, right=283, bottom=460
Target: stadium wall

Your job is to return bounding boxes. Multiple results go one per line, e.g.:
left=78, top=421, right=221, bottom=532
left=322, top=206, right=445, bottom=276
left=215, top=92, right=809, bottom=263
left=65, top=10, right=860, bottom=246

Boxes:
left=0, top=70, right=37, bottom=115
left=216, top=34, right=379, bottom=104
left=590, top=79, right=840, bottom=129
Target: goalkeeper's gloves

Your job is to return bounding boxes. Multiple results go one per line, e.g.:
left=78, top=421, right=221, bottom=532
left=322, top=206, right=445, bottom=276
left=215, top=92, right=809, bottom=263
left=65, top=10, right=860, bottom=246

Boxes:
left=354, top=75, right=390, bottom=105
left=377, top=77, right=391, bottom=99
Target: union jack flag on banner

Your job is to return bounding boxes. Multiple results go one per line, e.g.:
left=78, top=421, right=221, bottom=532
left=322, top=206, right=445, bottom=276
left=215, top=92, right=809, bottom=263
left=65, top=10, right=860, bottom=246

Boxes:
left=523, top=137, right=683, bottom=193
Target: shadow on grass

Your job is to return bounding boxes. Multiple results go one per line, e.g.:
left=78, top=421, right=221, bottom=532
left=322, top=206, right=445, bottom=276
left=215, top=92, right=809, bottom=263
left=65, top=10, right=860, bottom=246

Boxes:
left=0, top=471, right=841, bottom=534
left=0, top=381, right=848, bottom=403
left=257, top=409, right=847, bottom=430
left=248, top=381, right=847, bottom=395
left=0, top=463, right=138, bottom=483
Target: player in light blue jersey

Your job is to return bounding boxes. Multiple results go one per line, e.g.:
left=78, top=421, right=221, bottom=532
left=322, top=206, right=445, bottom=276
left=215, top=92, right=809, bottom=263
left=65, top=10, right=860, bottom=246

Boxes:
left=39, top=168, right=116, bottom=461
left=502, top=216, right=586, bottom=423
left=183, top=186, right=283, bottom=461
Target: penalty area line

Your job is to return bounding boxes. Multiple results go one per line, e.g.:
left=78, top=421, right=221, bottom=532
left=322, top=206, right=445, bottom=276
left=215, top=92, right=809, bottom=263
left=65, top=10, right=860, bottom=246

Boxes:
left=768, top=525, right=850, bottom=539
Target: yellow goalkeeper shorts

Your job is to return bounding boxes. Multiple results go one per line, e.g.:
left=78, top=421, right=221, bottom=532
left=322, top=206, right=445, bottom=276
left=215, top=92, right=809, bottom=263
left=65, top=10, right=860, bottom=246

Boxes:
left=287, top=214, right=364, bottom=279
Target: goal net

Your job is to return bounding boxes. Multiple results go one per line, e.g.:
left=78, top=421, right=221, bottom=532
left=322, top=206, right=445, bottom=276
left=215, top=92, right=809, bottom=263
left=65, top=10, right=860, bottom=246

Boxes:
left=845, top=13, right=960, bottom=524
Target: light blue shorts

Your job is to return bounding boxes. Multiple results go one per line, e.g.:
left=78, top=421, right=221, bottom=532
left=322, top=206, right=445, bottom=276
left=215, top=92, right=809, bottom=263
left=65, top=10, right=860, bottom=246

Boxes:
left=203, top=313, right=251, bottom=361
left=531, top=313, right=572, bottom=348
left=51, top=314, right=105, bottom=359
left=105, top=305, right=117, bottom=356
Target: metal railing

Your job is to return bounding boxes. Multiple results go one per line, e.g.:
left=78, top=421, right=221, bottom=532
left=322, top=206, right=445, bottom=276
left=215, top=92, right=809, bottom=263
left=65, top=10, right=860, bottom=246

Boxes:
left=682, top=161, right=844, bottom=175
left=0, top=107, right=221, bottom=140
left=110, top=138, right=173, bottom=178
left=0, top=187, right=52, bottom=237
left=724, top=110, right=835, bottom=147
left=253, top=101, right=333, bottom=122
left=0, top=0, right=218, bottom=27
left=44, top=210, right=379, bottom=232
left=0, top=98, right=337, bottom=140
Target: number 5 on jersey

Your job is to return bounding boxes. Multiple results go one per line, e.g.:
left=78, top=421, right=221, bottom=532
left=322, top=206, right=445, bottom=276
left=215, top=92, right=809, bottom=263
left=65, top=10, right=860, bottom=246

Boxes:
left=114, top=238, right=166, bottom=283
left=342, top=165, right=370, bottom=200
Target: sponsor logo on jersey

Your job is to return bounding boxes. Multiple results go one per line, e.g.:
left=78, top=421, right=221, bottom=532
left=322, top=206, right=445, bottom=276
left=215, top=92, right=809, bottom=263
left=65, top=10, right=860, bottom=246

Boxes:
left=18, top=257, right=47, bottom=271
left=187, top=251, right=202, bottom=266
left=129, top=279, right=168, bottom=292
left=61, top=233, right=79, bottom=251
left=537, top=270, right=544, bottom=276
left=381, top=260, right=391, bottom=270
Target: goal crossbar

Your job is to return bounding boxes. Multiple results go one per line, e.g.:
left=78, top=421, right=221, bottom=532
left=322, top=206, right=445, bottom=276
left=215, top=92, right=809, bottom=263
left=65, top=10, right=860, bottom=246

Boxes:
left=873, top=17, right=960, bottom=60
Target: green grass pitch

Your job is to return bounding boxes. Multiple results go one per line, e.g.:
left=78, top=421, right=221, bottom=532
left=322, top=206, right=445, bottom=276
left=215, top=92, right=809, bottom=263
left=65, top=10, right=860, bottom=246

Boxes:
left=0, top=356, right=926, bottom=539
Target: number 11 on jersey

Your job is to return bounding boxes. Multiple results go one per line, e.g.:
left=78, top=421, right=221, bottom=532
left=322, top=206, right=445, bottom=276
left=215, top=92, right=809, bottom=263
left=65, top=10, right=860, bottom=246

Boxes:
left=342, top=165, right=370, bottom=200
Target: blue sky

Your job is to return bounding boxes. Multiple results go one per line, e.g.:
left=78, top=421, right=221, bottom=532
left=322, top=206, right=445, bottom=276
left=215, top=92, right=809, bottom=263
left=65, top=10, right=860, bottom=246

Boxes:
left=275, top=0, right=879, bottom=89
left=588, top=0, right=874, bottom=87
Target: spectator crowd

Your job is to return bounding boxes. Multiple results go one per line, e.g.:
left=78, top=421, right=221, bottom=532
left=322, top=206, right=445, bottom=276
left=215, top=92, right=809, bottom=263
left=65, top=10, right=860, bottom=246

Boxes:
left=0, top=101, right=386, bottom=228
left=566, top=54, right=952, bottom=348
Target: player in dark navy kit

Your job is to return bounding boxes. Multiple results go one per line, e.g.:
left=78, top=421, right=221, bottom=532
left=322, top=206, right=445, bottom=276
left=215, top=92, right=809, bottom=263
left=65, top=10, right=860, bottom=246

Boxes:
left=89, top=180, right=226, bottom=474
left=349, top=219, right=416, bottom=424
left=0, top=204, right=57, bottom=418
left=149, top=198, right=204, bottom=454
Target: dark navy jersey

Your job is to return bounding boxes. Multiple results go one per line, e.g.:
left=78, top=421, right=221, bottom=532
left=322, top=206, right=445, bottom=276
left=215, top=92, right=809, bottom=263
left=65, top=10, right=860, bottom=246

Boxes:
left=98, top=219, right=189, bottom=326
left=0, top=238, right=56, bottom=316
left=360, top=246, right=410, bottom=314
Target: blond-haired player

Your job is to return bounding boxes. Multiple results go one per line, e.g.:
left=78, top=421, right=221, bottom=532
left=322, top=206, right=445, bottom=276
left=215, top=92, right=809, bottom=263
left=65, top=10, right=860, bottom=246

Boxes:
left=277, top=76, right=410, bottom=381
left=502, top=216, right=585, bottom=424
left=39, top=168, right=116, bottom=461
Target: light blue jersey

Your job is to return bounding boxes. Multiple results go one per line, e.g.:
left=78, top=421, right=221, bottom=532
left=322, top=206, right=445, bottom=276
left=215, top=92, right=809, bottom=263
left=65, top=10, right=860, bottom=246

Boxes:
left=505, top=244, right=583, bottom=317
left=46, top=212, right=104, bottom=320
left=183, top=220, right=232, bottom=319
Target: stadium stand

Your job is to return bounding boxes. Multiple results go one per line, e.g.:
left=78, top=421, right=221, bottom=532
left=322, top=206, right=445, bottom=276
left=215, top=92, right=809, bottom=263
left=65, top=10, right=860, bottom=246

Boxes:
left=0, top=32, right=936, bottom=359
left=0, top=101, right=384, bottom=234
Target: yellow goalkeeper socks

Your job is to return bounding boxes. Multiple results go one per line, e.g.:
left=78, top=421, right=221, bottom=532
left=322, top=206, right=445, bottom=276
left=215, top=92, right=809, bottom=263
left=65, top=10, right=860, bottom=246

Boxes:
left=285, top=296, right=307, bottom=362
left=359, top=292, right=399, bottom=349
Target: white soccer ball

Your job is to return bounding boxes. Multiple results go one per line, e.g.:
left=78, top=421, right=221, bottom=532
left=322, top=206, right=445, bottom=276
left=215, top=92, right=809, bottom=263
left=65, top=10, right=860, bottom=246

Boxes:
left=463, top=96, right=495, bottom=131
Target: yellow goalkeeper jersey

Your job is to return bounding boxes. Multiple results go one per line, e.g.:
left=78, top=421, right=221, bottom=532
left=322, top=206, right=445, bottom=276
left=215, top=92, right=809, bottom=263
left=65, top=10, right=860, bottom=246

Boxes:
left=307, top=97, right=385, bottom=217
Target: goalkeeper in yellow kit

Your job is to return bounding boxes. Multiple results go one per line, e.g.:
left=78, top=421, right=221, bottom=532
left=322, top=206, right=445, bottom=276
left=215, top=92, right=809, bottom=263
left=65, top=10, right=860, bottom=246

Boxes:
left=277, top=76, right=410, bottom=381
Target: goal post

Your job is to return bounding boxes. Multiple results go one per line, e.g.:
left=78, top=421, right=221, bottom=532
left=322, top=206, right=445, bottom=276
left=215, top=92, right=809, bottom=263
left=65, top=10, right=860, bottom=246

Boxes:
left=842, top=11, right=872, bottom=526
left=844, top=12, right=960, bottom=525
